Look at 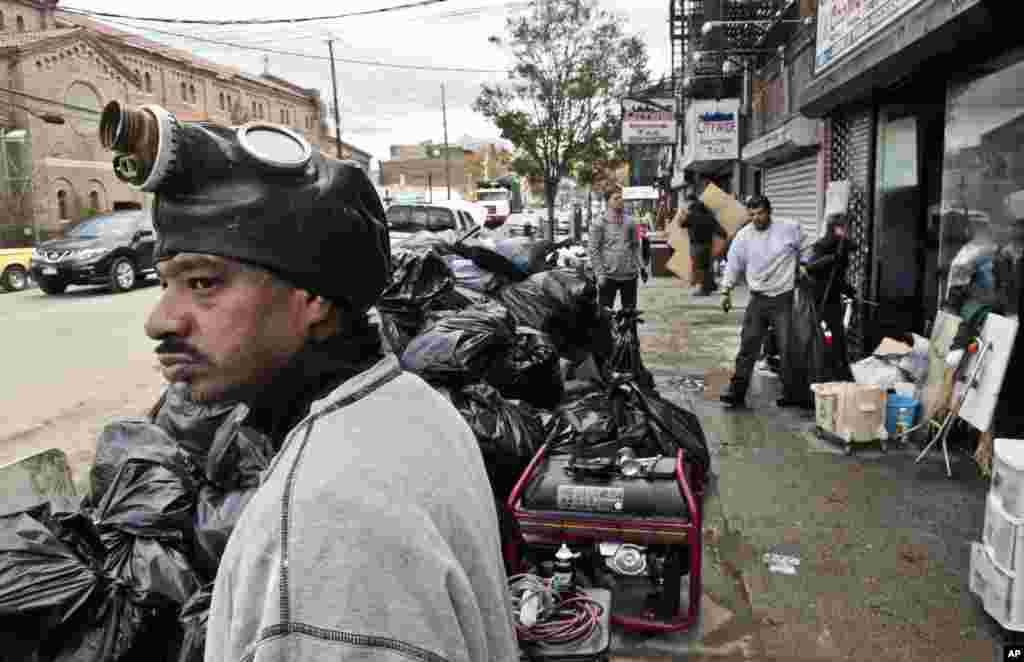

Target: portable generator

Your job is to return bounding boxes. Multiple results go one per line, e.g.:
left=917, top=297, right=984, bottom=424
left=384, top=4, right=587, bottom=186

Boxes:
left=505, top=443, right=703, bottom=633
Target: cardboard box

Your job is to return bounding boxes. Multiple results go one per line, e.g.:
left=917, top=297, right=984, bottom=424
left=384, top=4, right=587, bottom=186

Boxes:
left=811, top=382, right=888, bottom=442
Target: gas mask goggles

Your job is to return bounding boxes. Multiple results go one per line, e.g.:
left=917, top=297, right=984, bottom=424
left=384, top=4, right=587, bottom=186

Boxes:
left=98, top=101, right=391, bottom=314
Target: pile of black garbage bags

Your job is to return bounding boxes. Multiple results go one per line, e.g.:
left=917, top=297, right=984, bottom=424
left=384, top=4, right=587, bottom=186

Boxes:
left=0, top=387, right=257, bottom=662
left=0, top=231, right=709, bottom=661
left=382, top=230, right=708, bottom=508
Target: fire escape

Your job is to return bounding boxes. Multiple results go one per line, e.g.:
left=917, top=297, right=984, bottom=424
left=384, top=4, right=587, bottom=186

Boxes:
left=669, top=0, right=808, bottom=185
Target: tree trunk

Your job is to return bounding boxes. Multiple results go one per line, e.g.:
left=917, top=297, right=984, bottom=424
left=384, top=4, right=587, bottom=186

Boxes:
left=544, top=178, right=558, bottom=241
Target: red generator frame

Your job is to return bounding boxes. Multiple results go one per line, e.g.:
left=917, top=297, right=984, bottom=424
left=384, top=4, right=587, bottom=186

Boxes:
left=505, top=443, right=704, bottom=633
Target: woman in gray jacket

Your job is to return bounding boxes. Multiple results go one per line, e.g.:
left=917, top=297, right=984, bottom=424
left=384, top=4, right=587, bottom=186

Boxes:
left=589, top=187, right=647, bottom=310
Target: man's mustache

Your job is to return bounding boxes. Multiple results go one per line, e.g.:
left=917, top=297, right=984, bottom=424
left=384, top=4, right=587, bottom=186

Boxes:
left=155, top=338, right=207, bottom=362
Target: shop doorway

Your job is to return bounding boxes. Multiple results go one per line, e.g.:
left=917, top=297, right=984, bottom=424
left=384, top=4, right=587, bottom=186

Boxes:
left=871, top=98, right=945, bottom=343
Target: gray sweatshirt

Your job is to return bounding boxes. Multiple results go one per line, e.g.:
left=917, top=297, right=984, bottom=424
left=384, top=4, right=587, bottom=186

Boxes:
left=589, top=210, right=644, bottom=281
left=205, top=355, right=519, bottom=662
left=722, top=219, right=803, bottom=297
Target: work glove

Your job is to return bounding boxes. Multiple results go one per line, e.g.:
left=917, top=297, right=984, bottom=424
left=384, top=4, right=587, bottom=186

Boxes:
left=640, top=269, right=649, bottom=284
left=597, top=275, right=607, bottom=291
left=798, top=265, right=809, bottom=282
left=721, top=288, right=733, bottom=314
left=945, top=348, right=964, bottom=369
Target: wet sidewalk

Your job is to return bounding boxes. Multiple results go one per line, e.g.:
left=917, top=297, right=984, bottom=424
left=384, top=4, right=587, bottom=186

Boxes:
left=608, top=277, right=999, bottom=661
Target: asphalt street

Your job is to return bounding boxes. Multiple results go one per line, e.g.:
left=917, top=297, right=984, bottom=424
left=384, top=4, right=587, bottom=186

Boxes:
left=0, top=279, right=166, bottom=486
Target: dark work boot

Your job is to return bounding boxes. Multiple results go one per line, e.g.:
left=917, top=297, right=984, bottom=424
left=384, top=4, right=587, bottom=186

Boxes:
left=720, top=384, right=747, bottom=408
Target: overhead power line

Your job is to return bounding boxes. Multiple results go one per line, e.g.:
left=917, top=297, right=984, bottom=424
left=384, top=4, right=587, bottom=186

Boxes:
left=82, top=14, right=511, bottom=73
left=59, top=0, right=446, bottom=26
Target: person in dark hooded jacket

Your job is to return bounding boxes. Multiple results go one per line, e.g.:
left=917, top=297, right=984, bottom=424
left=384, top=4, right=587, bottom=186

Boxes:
left=803, top=214, right=855, bottom=380
left=678, top=194, right=727, bottom=295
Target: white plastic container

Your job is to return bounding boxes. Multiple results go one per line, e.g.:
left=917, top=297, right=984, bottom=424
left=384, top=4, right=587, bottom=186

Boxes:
left=892, top=382, right=916, bottom=397
left=984, top=491, right=1024, bottom=574
left=970, top=541, right=1024, bottom=630
left=993, top=439, right=1024, bottom=518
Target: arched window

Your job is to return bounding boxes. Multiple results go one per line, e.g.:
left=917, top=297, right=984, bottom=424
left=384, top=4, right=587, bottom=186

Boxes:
left=280, top=109, right=285, bottom=123
left=144, top=72, right=152, bottom=93
left=252, top=100, right=257, bottom=115
left=89, top=191, right=100, bottom=212
left=189, top=84, right=196, bottom=104
left=219, top=92, right=225, bottom=110
left=181, top=82, right=187, bottom=101
left=39, top=13, right=46, bottom=30
left=57, top=191, right=68, bottom=220
left=16, top=15, right=25, bottom=32
left=0, top=12, right=5, bottom=30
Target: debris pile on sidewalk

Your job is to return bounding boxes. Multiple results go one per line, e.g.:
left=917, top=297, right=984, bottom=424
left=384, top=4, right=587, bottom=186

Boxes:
left=0, top=231, right=708, bottom=660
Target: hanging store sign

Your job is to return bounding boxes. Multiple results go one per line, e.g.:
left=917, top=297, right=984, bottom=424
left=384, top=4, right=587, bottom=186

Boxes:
left=681, top=99, right=740, bottom=170
left=815, top=0, right=929, bottom=73
left=621, top=98, right=676, bottom=145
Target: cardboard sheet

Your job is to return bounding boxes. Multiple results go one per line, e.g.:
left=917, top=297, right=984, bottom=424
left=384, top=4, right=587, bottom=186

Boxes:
left=959, top=313, right=1019, bottom=433
left=922, top=311, right=962, bottom=421
left=666, top=183, right=747, bottom=285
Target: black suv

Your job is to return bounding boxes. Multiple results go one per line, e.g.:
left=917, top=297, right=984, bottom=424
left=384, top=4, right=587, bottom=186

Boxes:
left=30, top=210, right=157, bottom=295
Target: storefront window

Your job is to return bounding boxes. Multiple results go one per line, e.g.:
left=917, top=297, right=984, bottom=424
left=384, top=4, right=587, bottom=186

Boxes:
left=939, top=49, right=1024, bottom=308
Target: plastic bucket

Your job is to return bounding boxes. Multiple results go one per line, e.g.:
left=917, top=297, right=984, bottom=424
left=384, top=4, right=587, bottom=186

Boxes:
left=886, top=393, right=919, bottom=436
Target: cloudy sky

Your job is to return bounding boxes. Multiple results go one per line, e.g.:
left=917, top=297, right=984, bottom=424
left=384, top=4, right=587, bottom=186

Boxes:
left=65, top=0, right=671, bottom=166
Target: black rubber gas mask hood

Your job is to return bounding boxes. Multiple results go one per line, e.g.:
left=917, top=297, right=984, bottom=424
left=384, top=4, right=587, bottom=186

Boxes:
left=99, top=101, right=391, bottom=314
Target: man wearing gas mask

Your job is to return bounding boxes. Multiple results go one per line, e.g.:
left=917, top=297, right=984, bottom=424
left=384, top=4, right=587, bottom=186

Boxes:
left=99, top=102, right=517, bottom=662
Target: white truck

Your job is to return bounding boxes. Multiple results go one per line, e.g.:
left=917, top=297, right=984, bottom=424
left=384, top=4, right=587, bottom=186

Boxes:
left=475, top=188, right=512, bottom=228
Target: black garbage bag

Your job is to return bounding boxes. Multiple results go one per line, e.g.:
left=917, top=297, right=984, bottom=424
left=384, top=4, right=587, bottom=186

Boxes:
left=547, top=389, right=617, bottom=453
left=785, top=279, right=831, bottom=403
left=379, top=248, right=454, bottom=311
left=176, top=585, right=213, bottom=662
left=47, top=583, right=152, bottom=662
left=394, top=229, right=460, bottom=254
left=430, top=285, right=494, bottom=313
left=449, top=383, right=546, bottom=504
left=93, top=458, right=199, bottom=609
left=192, top=487, right=256, bottom=580
left=441, top=254, right=507, bottom=293
left=486, top=327, right=564, bottom=410
left=204, top=406, right=273, bottom=490
left=401, top=302, right=516, bottom=384
left=492, top=238, right=560, bottom=276
left=0, top=498, right=104, bottom=632
left=193, top=410, right=272, bottom=576
left=379, top=311, right=423, bottom=356
left=90, top=421, right=193, bottom=505
left=150, top=383, right=239, bottom=462
left=613, top=380, right=710, bottom=476
left=496, top=270, right=600, bottom=353
left=545, top=379, right=711, bottom=477
left=451, top=240, right=528, bottom=282
left=604, top=309, right=655, bottom=390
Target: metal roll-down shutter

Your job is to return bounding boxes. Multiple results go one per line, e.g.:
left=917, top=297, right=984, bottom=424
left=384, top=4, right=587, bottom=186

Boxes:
left=764, top=155, right=820, bottom=244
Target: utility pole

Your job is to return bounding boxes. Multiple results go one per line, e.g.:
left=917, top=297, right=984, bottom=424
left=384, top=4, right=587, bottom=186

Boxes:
left=326, top=39, right=343, bottom=160
left=586, top=95, right=594, bottom=226
left=441, top=83, right=451, bottom=200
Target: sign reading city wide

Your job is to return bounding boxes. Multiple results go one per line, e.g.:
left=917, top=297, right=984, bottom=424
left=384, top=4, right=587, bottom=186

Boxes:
left=815, top=0, right=929, bottom=73
left=621, top=97, right=676, bottom=145
left=683, top=99, right=740, bottom=165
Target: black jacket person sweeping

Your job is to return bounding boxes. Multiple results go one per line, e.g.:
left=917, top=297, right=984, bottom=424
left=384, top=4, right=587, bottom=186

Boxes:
left=804, top=214, right=855, bottom=381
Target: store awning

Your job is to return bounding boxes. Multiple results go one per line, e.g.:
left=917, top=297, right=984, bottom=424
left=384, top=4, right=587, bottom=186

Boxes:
left=741, top=116, right=820, bottom=167
left=681, top=156, right=734, bottom=175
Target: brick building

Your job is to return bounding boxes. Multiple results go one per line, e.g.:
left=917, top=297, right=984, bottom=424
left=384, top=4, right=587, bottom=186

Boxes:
left=0, top=0, right=371, bottom=234
left=381, top=140, right=511, bottom=201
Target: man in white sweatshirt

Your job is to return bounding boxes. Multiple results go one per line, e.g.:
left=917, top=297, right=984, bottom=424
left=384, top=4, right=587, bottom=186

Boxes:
left=719, top=195, right=807, bottom=408
left=99, top=102, right=519, bottom=662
